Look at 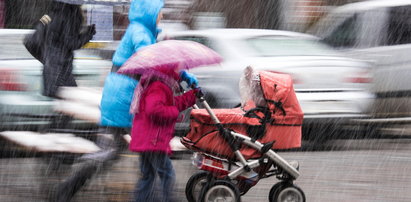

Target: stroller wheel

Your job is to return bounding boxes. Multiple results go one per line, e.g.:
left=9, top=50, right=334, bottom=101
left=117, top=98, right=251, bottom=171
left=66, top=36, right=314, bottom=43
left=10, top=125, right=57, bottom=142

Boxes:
left=199, top=180, right=241, bottom=202
left=269, top=181, right=305, bottom=202
left=185, top=171, right=209, bottom=202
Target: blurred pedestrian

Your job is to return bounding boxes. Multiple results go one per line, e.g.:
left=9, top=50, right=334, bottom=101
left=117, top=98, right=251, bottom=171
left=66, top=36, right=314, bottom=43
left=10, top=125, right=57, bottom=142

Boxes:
left=42, top=1, right=95, bottom=98
left=97, top=0, right=167, bottom=167
left=100, top=0, right=165, bottom=148
left=42, top=2, right=98, bottom=201
left=97, top=0, right=165, bottom=174
left=129, top=66, right=199, bottom=202
left=52, top=0, right=164, bottom=201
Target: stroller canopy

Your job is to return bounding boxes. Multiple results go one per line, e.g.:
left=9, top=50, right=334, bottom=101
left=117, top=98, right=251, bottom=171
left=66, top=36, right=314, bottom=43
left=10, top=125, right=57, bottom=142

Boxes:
left=240, top=68, right=303, bottom=125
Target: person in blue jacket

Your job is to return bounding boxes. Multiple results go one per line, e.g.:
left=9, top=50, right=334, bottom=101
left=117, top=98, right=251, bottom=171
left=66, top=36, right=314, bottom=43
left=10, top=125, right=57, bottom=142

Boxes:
left=100, top=0, right=197, bottom=144
left=99, top=0, right=166, bottom=162
left=102, top=0, right=164, bottom=128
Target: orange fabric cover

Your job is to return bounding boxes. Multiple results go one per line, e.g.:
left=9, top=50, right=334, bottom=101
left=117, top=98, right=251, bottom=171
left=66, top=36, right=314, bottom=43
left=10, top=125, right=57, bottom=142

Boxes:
left=259, top=71, right=304, bottom=125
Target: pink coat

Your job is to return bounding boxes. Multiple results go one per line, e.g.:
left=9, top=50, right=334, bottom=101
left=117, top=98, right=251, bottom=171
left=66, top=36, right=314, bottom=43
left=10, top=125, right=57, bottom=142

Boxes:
left=129, top=80, right=196, bottom=154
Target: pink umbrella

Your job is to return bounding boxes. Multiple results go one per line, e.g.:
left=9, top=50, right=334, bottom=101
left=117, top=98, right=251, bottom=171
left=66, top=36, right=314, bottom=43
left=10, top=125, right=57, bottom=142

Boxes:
left=117, top=40, right=223, bottom=75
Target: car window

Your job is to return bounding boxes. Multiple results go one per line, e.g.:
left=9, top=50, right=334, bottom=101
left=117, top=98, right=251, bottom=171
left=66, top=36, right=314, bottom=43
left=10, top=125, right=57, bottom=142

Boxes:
left=172, top=36, right=213, bottom=49
left=245, top=36, right=338, bottom=57
left=385, top=6, right=411, bottom=46
left=322, top=14, right=358, bottom=48
left=171, top=35, right=230, bottom=58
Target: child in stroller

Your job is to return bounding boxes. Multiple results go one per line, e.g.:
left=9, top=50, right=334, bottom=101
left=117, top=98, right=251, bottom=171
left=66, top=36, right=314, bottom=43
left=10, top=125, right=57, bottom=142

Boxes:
left=181, top=67, right=306, bottom=202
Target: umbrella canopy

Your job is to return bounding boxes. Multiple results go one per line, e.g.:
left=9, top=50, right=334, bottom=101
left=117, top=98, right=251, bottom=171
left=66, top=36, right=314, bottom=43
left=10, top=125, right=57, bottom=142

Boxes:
left=54, top=0, right=130, bottom=5
left=117, top=40, right=223, bottom=75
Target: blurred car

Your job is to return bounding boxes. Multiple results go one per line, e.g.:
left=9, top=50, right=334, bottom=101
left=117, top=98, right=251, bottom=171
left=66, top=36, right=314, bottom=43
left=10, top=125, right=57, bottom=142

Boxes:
left=307, top=1, right=411, bottom=122
left=0, top=29, right=112, bottom=131
left=166, top=29, right=374, bottom=140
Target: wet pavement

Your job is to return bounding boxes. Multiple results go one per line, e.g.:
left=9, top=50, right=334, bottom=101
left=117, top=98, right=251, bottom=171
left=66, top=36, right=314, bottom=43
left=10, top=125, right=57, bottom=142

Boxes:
left=1, top=138, right=411, bottom=202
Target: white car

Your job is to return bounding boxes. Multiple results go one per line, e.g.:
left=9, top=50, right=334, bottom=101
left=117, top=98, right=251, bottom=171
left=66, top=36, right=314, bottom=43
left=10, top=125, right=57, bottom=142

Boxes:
left=166, top=29, right=374, bottom=140
left=307, top=0, right=411, bottom=125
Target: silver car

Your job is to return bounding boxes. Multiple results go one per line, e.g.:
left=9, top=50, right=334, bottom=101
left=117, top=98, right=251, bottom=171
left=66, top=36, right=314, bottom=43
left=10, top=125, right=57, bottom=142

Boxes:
left=307, top=1, right=411, bottom=129
left=0, top=29, right=112, bottom=131
left=167, top=29, right=374, bottom=140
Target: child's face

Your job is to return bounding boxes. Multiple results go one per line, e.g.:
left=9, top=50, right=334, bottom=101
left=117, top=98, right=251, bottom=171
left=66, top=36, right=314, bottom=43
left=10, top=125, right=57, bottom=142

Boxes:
left=156, top=11, right=163, bottom=25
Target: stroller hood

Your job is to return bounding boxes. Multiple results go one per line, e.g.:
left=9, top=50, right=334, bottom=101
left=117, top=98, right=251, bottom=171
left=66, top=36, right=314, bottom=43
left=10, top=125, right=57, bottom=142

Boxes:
left=259, top=71, right=304, bottom=125
left=240, top=68, right=304, bottom=125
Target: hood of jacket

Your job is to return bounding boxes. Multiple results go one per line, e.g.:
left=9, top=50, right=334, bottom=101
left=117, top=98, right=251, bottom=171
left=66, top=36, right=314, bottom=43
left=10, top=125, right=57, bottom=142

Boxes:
left=128, top=0, right=164, bottom=37
left=129, top=66, right=181, bottom=114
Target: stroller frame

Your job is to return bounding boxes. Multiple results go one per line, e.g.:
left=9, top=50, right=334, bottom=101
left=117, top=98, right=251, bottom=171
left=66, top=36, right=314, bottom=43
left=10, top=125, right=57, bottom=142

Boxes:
left=197, top=96, right=299, bottom=178
left=185, top=92, right=305, bottom=202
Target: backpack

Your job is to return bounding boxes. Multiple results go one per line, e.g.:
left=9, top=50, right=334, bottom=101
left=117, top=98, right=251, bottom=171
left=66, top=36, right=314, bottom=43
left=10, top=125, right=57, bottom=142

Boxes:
left=23, top=15, right=51, bottom=64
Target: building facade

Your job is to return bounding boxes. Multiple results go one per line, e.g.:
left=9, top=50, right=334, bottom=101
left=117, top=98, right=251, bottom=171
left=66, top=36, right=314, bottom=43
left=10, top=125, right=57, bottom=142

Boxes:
left=0, top=0, right=364, bottom=36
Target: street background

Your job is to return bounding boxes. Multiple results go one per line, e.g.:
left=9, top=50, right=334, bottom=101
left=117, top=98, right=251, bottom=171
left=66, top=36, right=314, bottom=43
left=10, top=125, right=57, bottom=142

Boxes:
left=1, top=0, right=411, bottom=202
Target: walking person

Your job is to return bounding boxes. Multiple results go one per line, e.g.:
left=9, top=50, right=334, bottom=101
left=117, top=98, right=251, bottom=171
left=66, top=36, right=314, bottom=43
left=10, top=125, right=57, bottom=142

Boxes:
left=42, top=1, right=95, bottom=98
left=52, top=1, right=165, bottom=201
left=97, top=0, right=166, bottom=171
left=100, top=0, right=165, bottom=137
left=23, top=1, right=95, bottom=130
left=129, top=65, right=199, bottom=202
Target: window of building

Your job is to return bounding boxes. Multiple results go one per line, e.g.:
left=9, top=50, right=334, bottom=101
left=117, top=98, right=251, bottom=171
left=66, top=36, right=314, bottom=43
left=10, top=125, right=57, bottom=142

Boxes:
left=5, top=0, right=52, bottom=29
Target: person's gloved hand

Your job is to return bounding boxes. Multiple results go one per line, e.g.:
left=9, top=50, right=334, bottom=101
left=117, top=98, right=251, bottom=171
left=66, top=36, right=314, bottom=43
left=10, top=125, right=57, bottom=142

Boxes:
left=180, top=70, right=198, bottom=88
left=193, top=87, right=204, bottom=98
left=83, top=24, right=96, bottom=42
left=86, top=24, right=96, bottom=39
left=88, top=24, right=96, bottom=36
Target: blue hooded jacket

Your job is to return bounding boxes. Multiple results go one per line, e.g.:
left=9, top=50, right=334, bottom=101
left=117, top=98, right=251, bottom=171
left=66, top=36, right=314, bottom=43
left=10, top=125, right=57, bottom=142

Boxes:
left=100, top=0, right=163, bottom=128
left=112, top=0, right=164, bottom=67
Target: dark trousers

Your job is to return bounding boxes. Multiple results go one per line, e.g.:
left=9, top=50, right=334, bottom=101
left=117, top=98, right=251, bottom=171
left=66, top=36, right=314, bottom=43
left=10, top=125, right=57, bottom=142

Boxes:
left=51, top=127, right=128, bottom=202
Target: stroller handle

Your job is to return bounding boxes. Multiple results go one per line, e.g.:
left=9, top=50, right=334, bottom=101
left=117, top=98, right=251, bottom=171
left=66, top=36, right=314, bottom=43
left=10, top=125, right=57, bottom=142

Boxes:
left=186, top=84, right=220, bottom=124
left=196, top=94, right=221, bottom=124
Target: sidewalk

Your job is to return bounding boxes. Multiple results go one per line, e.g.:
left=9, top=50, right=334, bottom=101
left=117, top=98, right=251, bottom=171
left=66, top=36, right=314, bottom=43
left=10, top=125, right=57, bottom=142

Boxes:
left=0, top=152, right=198, bottom=202
left=72, top=152, right=197, bottom=202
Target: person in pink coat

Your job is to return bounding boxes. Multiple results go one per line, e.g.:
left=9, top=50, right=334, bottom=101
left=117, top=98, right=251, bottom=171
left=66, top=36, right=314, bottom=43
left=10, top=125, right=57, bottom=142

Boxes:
left=129, top=66, right=198, bottom=202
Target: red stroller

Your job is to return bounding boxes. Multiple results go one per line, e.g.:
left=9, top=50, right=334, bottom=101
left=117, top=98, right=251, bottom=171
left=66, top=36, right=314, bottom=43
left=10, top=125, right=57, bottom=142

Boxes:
left=181, top=68, right=305, bottom=202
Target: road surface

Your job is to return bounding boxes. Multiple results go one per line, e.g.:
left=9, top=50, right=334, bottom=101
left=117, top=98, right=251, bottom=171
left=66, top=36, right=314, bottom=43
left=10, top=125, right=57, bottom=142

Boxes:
left=1, top=138, right=411, bottom=202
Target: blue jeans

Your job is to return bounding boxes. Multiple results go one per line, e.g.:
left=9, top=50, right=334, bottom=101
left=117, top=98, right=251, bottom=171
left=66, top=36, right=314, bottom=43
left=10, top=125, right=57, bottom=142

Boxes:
left=133, top=152, right=175, bottom=202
